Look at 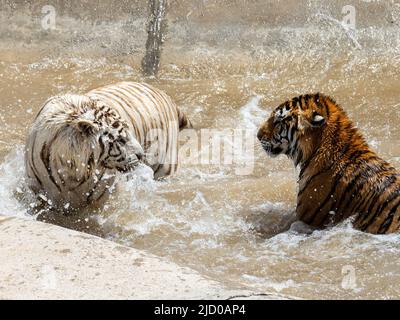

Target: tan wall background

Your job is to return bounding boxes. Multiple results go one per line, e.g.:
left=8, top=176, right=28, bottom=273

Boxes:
left=0, top=0, right=398, bottom=69
left=1, top=0, right=397, bottom=27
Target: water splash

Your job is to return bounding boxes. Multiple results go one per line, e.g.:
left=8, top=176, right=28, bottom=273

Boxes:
left=239, top=95, right=267, bottom=130
left=316, top=13, right=362, bottom=49
left=0, top=146, right=33, bottom=218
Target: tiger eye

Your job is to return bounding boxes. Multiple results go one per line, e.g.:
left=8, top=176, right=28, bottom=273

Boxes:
left=112, top=121, right=119, bottom=128
left=117, top=137, right=127, bottom=145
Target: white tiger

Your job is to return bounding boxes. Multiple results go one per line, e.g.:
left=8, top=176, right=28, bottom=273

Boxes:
left=25, top=81, right=192, bottom=211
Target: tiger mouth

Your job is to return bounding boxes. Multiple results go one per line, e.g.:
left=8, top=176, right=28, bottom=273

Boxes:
left=266, top=147, right=283, bottom=157
left=116, top=159, right=142, bottom=173
left=260, top=141, right=283, bottom=157
left=270, top=147, right=283, bottom=156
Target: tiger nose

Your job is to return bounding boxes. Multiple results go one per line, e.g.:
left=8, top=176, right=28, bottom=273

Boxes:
left=257, top=129, right=264, bottom=141
left=136, top=151, right=144, bottom=161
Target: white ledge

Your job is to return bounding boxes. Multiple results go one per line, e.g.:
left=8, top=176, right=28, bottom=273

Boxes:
left=0, top=216, right=294, bottom=300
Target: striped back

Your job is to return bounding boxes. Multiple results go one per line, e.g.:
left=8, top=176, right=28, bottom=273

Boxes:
left=25, top=81, right=188, bottom=211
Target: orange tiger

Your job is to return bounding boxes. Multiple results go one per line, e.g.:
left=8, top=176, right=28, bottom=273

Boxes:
left=257, top=93, right=400, bottom=234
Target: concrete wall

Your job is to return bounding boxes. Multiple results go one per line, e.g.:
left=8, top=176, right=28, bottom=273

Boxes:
left=0, top=216, right=294, bottom=299
left=1, top=0, right=398, bottom=63
left=1, top=0, right=397, bottom=27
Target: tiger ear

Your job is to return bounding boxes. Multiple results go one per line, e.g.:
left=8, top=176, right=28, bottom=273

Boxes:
left=301, top=111, right=325, bottom=128
left=75, top=120, right=99, bottom=136
left=310, top=113, right=325, bottom=127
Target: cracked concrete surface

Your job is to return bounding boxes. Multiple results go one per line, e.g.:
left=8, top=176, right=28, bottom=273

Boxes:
left=0, top=216, right=292, bottom=300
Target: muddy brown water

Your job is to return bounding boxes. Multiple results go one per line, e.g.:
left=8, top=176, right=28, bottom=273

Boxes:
left=1, top=6, right=400, bottom=299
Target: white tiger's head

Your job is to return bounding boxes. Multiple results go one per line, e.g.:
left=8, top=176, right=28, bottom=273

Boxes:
left=38, top=94, right=144, bottom=176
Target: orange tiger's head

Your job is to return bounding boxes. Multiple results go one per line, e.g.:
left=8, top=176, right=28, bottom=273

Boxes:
left=257, top=93, right=336, bottom=165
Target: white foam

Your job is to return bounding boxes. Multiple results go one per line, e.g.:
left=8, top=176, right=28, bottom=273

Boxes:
left=0, top=146, right=33, bottom=218
left=239, top=95, right=267, bottom=130
left=122, top=163, right=156, bottom=193
left=315, top=13, right=361, bottom=49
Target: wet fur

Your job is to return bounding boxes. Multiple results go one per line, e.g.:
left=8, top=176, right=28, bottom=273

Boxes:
left=25, top=82, right=191, bottom=212
left=258, top=93, right=400, bottom=234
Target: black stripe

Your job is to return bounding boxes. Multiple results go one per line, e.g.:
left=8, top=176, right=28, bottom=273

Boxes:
left=294, top=144, right=303, bottom=166
left=360, top=179, right=399, bottom=231
left=34, top=97, right=55, bottom=121
left=29, top=162, right=43, bottom=187
left=378, top=197, right=400, bottom=233
left=284, top=101, right=290, bottom=110
left=320, top=97, right=330, bottom=119
left=289, top=140, right=296, bottom=158
left=88, top=152, right=95, bottom=169
left=298, top=169, right=326, bottom=198
left=362, top=175, right=398, bottom=223
left=98, top=136, right=106, bottom=162
left=298, top=149, right=317, bottom=180
left=108, top=142, right=122, bottom=157
left=314, top=94, right=329, bottom=118
left=328, top=169, right=365, bottom=219
left=351, top=183, right=378, bottom=217
left=291, top=97, right=299, bottom=109
left=28, top=132, right=43, bottom=187
left=288, top=125, right=295, bottom=143
left=313, top=94, right=322, bottom=109
left=298, top=96, right=304, bottom=110
left=328, top=156, right=383, bottom=221
left=40, top=129, right=64, bottom=191
left=308, top=149, right=371, bottom=224
left=40, top=143, right=61, bottom=193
